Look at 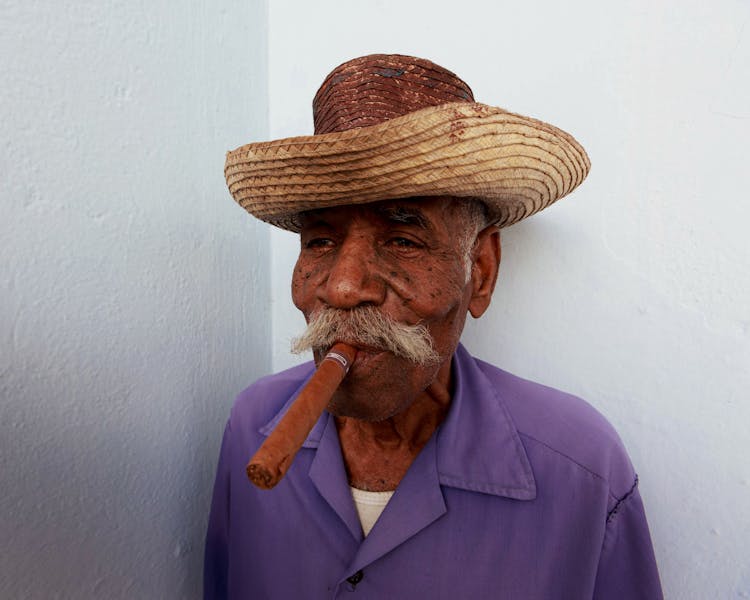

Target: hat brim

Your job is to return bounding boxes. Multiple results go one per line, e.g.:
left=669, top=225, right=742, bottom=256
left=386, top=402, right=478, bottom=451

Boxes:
left=224, top=102, right=590, bottom=232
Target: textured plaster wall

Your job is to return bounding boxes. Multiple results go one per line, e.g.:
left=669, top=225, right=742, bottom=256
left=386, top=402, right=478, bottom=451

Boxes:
left=1, top=2, right=269, bottom=598
left=266, top=1, right=750, bottom=598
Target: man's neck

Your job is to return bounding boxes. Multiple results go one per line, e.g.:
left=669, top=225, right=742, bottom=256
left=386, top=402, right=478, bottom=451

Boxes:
left=335, top=378, right=451, bottom=492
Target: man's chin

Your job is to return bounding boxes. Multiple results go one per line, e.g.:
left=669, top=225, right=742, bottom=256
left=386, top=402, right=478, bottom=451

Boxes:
left=326, top=360, right=442, bottom=423
left=326, top=395, right=405, bottom=423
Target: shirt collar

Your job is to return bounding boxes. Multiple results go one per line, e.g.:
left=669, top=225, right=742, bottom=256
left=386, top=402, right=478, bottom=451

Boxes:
left=259, top=343, right=536, bottom=501
left=435, top=343, right=536, bottom=499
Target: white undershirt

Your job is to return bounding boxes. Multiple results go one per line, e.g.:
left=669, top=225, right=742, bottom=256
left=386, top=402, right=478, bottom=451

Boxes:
left=349, top=486, right=394, bottom=537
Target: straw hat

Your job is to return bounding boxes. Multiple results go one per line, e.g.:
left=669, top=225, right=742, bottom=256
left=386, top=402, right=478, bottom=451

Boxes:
left=225, top=54, right=590, bottom=232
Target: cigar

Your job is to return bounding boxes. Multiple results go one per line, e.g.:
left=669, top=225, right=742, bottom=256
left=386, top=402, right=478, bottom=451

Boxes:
left=246, top=342, right=357, bottom=489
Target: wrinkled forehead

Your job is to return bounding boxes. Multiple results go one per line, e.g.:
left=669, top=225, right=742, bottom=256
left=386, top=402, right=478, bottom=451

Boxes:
left=297, top=197, right=460, bottom=231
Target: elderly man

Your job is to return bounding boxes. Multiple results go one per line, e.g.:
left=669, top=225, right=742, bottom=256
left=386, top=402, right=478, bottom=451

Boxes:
left=205, top=55, right=662, bottom=599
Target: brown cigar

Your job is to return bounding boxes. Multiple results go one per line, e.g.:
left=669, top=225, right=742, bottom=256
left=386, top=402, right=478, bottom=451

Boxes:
left=246, top=342, right=357, bottom=489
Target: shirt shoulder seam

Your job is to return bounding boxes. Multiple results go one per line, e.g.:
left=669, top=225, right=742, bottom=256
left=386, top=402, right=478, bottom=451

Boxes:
left=606, top=475, right=639, bottom=523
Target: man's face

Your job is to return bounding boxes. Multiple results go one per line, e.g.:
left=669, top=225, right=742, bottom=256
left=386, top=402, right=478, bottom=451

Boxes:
left=291, top=197, right=498, bottom=421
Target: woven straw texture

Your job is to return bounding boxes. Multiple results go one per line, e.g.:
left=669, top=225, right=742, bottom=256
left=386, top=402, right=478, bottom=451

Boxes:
left=225, top=101, right=590, bottom=232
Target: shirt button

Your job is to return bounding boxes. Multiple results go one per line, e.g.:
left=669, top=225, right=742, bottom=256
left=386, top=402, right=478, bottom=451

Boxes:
left=346, top=570, right=364, bottom=586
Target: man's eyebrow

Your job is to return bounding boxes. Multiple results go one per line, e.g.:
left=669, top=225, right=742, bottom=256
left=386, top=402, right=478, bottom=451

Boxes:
left=298, top=210, right=332, bottom=229
left=375, top=205, right=430, bottom=229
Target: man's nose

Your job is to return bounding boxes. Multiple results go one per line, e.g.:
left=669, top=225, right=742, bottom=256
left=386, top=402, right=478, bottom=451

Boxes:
left=317, top=235, right=386, bottom=309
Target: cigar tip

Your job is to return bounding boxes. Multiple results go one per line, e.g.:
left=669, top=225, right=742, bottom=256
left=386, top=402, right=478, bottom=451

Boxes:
left=246, top=463, right=277, bottom=490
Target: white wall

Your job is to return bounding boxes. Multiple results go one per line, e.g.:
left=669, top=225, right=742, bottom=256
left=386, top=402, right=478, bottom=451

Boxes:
left=1, top=2, right=269, bottom=598
left=4, top=2, right=748, bottom=597
left=266, top=1, right=750, bottom=598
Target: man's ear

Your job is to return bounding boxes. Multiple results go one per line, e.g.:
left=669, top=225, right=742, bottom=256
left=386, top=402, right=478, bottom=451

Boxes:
left=468, top=226, right=501, bottom=318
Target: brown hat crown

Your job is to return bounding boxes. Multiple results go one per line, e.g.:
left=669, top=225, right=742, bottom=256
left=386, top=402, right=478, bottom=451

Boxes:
left=313, top=54, right=475, bottom=135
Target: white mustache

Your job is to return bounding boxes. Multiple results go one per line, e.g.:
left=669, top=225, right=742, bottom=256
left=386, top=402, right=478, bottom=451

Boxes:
left=291, top=306, right=439, bottom=366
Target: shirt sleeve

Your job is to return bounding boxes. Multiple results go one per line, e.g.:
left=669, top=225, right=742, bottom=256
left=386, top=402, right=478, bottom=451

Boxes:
left=203, top=421, right=232, bottom=600
left=592, top=479, right=663, bottom=599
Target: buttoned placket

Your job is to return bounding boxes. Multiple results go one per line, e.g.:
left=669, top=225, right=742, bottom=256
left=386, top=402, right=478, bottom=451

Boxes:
left=310, top=416, right=448, bottom=598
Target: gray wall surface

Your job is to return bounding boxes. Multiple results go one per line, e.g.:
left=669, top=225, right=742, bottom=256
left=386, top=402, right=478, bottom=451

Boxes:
left=1, top=2, right=269, bottom=597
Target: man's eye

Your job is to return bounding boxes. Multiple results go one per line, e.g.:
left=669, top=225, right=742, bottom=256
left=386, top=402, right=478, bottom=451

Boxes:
left=305, top=237, right=335, bottom=249
left=389, top=237, right=421, bottom=248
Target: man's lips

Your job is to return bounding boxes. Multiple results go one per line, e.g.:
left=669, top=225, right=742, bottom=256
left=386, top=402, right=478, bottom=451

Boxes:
left=324, top=339, right=382, bottom=354
left=331, top=342, right=387, bottom=373
left=347, top=343, right=383, bottom=355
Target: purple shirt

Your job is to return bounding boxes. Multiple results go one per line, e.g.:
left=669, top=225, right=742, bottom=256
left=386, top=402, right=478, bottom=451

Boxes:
left=204, top=344, right=662, bottom=599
